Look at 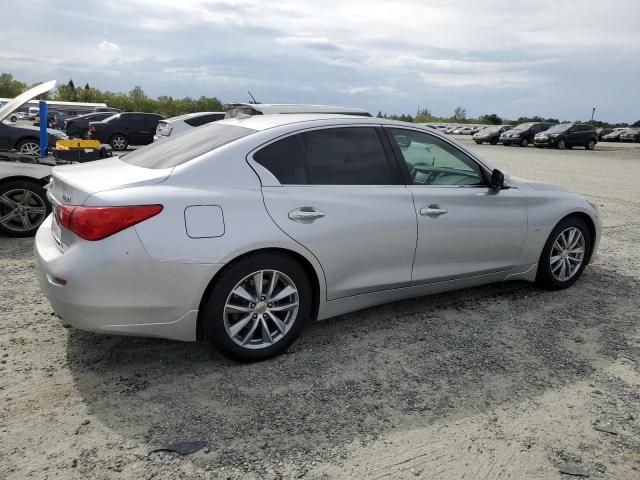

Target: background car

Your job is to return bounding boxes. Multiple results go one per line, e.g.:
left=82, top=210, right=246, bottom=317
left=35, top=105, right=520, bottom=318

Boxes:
left=34, top=110, right=73, bottom=130
left=89, top=112, right=164, bottom=150
left=601, top=129, right=625, bottom=142
left=94, top=107, right=122, bottom=114
left=596, top=128, right=613, bottom=140
left=154, top=111, right=225, bottom=141
left=534, top=123, right=598, bottom=150
left=223, top=103, right=371, bottom=118
left=8, top=111, right=28, bottom=123
left=619, top=128, right=640, bottom=142
left=36, top=115, right=600, bottom=362
left=473, top=125, right=513, bottom=145
left=453, top=126, right=475, bottom=135
left=500, top=122, right=553, bottom=147
left=64, top=112, right=114, bottom=139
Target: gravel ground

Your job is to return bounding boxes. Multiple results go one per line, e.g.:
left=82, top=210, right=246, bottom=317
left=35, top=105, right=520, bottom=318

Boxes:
left=1, top=139, right=639, bottom=479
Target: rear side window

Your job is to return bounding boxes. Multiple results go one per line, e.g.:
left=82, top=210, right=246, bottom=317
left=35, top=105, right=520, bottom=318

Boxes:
left=254, top=127, right=393, bottom=185
left=185, top=113, right=225, bottom=127
left=122, top=124, right=256, bottom=169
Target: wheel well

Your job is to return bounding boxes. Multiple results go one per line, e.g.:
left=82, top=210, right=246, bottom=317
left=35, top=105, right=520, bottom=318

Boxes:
left=0, top=175, right=50, bottom=188
left=195, top=248, right=321, bottom=341
left=14, top=136, right=39, bottom=149
left=561, top=212, right=597, bottom=261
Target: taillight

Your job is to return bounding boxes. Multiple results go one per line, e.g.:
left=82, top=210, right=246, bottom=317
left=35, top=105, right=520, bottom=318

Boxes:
left=162, top=126, right=173, bottom=136
left=90, top=125, right=96, bottom=132
left=58, top=204, right=162, bottom=241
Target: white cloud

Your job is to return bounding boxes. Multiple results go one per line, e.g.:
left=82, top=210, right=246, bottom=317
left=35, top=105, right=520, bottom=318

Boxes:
left=98, top=41, right=121, bottom=53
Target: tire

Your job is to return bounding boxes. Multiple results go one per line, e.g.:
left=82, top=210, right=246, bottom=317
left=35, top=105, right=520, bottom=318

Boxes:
left=202, top=252, right=313, bottom=361
left=15, top=138, right=40, bottom=155
left=109, top=134, right=128, bottom=150
left=520, top=138, right=529, bottom=147
left=10, top=115, right=17, bottom=122
left=536, top=216, right=591, bottom=290
left=0, top=180, right=51, bottom=237
left=490, top=138, right=498, bottom=145
left=586, top=139, right=596, bottom=150
left=557, top=138, right=567, bottom=150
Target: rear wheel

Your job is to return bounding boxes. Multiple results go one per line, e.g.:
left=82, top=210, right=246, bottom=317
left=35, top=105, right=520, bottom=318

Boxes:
left=16, top=138, right=40, bottom=155
left=557, top=138, right=567, bottom=150
left=0, top=181, right=51, bottom=237
left=202, top=253, right=312, bottom=361
left=520, top=138, right=529, bottom=147
left=585, top=139, right=596, bottom=150
left=109, top=134, right=128, bottom=150
left=536, top=216, right=591, bottom=290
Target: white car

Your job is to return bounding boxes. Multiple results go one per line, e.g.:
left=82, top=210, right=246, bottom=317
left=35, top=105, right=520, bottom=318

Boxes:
left=35, top=114, right=601, bottom=361
left=154, top=112, right=225, bottom=141
left=224, top=103, right=371, bottom=118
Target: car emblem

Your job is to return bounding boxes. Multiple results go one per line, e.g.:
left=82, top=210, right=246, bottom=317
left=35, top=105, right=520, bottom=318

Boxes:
left=62, top=193, right=72, bottom=203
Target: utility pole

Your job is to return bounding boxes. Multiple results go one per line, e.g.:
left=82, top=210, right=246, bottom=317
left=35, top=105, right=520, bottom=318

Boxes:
left=591, top=107, right=596, bottom=122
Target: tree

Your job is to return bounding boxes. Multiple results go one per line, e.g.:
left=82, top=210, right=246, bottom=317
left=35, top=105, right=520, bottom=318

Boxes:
left=478, top=113, right=502, bottom=125
left=376, top=111, right=383, bottom=118
left=0, top=73, right=27, bottom=97
left=632, top=120, right=640, bottom=128
left=452, top=106, right=466, bottom=122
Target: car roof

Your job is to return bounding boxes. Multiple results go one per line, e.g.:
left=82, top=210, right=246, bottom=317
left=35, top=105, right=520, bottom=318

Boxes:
left=225, top=103, right=371, bottom=116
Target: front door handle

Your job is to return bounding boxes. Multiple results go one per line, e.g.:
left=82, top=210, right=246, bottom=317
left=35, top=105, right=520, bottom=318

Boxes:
left=288, top=207, right=326, bottom=223
left=420, top=205, right=448, bottom=217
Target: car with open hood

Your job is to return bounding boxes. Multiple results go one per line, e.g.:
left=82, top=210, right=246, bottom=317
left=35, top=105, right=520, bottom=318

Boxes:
left=0, top=80, right=67, bottom=155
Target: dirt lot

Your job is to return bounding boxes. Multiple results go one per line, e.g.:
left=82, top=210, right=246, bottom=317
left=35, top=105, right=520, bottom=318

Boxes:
left=1, top=140, right=639, bottom=479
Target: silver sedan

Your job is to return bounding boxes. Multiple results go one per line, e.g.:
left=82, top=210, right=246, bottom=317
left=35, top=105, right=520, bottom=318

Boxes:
left=35, top=115, right=601, bottom=361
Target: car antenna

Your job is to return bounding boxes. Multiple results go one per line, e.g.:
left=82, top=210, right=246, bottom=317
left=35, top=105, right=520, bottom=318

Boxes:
left=248, top=91, right=259, bottom=104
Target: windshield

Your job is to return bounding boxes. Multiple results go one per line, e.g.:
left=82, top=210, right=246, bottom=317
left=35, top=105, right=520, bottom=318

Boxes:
left=481, top=126, right=501, bottom=133
left=546, top=124, right=572, bottom=133
left=121, top=123, right=256, bottom=169
left=513, top=123, right=534, bottom=130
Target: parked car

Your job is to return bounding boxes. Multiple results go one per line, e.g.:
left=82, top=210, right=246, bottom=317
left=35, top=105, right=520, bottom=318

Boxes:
left=500, top=122, right=553, bottom=147
left=8, top=111, right=28, bottom=123
left=595, top=128, right=613, bottom=140
left=94, top=107, right=122, bottom=114
left=0, top=82, right=67, bottom=155
left=601, top=129, right=625, bottom=142
left=473, top=125, right=513, bottom=145
left=64, top=112, right=114, bottom=139
left=154, top=111, right=225, bottom=141
left=453, top=126, right=475, bottom=135
left=620, top=128, right=640, bottom=143
left=34, top=110, right=73, bottom=130
left=224, top=103, right=371, bottom=118
left=444, top=126, right=460, bottom=134
left=534, top=123, right=598, bottom=150
left=35, top=114, right=601, bottom=361
left=89, top=112, right=164, bottom=150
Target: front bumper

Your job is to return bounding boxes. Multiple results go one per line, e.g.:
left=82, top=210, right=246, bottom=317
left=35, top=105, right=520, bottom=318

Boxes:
left=34, top=216, right=221, bottom=341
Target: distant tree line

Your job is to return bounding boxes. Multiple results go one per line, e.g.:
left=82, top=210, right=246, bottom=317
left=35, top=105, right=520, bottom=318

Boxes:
left=2, top=73, right=638, bottom=127
left=0, top=74, right=223, bottom=117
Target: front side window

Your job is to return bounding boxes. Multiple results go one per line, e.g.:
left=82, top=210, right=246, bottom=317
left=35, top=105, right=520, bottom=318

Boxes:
left=254, top=127, right=394, bottom=185
left=388, top=128, right=484, bottom=186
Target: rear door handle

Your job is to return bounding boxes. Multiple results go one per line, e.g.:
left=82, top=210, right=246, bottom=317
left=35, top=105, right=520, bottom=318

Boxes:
left=420, top=205, right=448, bottom=217
left=288, top=207, right=326, bottom=223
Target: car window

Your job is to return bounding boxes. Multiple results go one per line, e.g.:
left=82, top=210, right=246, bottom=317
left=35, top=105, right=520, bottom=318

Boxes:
left=388, top=128, right=484, bottom=186
left=185, top=114, right=225, bottom=127
left=254, top=127, right=393, bottom=185
left=121, top=123, right=256, bottom=169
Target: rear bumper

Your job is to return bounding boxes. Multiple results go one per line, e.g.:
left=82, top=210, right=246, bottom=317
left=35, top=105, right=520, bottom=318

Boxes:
left=34, top=216, right=221, bottom=341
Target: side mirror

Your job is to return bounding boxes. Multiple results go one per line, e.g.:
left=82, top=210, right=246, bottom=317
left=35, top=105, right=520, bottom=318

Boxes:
left=489, top=169, right=505, bottom=190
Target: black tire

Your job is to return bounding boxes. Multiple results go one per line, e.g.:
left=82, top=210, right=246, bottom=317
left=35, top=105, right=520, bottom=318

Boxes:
left=490, top=138, right=498, bottom=145
left=109, top=134, right=129, bottom=150
left=536, top=216, right=591, bottom=290
left=557, top=138, right=567, bottom=150
left=520, top=138, right=529, bottom=147
left=10, top=115, right=17, bottom=122
left=202, top=252, right=313, bottom=361
left=585, top=139, right=596, bottom=150
left=15, top=138, right=40, bottom=155
left=0, top=180, right=51, bottom=237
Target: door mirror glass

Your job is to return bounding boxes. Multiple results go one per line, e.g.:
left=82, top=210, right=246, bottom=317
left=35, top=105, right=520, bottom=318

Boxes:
left=489, top=169, right=505, bottom=190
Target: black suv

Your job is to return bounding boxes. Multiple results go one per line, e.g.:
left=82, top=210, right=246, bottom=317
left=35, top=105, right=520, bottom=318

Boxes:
left=499, top=122, right=553, bottom=147
left=534, top=123, right=598, bottom=150
left=89, top=112, right=163, bottom=150
left=65, top=112, right=114, bottom=139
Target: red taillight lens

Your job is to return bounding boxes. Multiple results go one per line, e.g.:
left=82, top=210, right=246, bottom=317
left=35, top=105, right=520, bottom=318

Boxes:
left=58, top=204, right=162, bottom=241
left=90, top=125, right=96, bottom=132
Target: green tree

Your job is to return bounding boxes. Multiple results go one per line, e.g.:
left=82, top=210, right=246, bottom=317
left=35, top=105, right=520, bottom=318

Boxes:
left=0, top=73, right=27, bottom=97
left=632, top=120, right=640, bottom=127
left=452, top=106, right=466, bottom=122
left=478, top=113, right=502, bottom=125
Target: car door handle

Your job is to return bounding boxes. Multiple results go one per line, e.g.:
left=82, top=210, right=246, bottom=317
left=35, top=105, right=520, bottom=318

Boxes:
left=420, top=205, right=448, bottom=217
left=288, top=207, right=326, bottom=223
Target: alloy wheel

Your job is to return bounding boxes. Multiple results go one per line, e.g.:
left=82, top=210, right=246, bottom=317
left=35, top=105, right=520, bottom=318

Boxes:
left=550, top=227, right=586, bottom=282
left=18, top=141, right=39, bottom=155
left=111, top=136, right=127, bottom=150
left=0, top=188, right=47, bottom=233
left=223, top=269, right=300, bottom=350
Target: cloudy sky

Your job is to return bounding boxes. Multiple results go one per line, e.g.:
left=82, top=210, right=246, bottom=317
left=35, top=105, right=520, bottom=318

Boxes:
left=2, top=0, right=639, bottom=122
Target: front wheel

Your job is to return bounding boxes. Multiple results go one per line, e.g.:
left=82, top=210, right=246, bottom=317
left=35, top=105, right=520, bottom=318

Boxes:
left=536, top=216, right=591, bottom=290
left=202, top=253, right=312, bottom=361
left=0, top=181, right=51, bottom=237
left=557, top=139, right=567, bottom=150
left=520, top=138, right=529, bottom=147
left=16, top=138, right=40, bottom=155
left=109, top=134, right=128, bottom=150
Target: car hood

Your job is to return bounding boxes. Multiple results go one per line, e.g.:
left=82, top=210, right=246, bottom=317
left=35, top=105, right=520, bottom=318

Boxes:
left=0, top=80, right=57, bottom=122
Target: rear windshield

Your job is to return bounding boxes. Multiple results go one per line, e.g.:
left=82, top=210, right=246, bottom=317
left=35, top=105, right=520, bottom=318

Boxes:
left=121, top=123, right=256, bottom=169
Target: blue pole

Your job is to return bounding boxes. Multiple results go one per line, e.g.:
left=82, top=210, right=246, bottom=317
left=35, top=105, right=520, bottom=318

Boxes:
left=38, top=100, right=48, bottom=157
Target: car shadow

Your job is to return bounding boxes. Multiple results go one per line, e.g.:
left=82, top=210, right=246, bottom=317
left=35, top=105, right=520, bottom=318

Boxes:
left=66, top=266, right=636, bottom=467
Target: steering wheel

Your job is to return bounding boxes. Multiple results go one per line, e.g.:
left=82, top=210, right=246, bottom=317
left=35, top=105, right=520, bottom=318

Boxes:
left=410, top=162, right=429, bottom=182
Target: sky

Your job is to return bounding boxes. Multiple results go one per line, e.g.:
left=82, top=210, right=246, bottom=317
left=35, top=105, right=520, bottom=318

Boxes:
left=1, top=0, right=639, bottom=123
